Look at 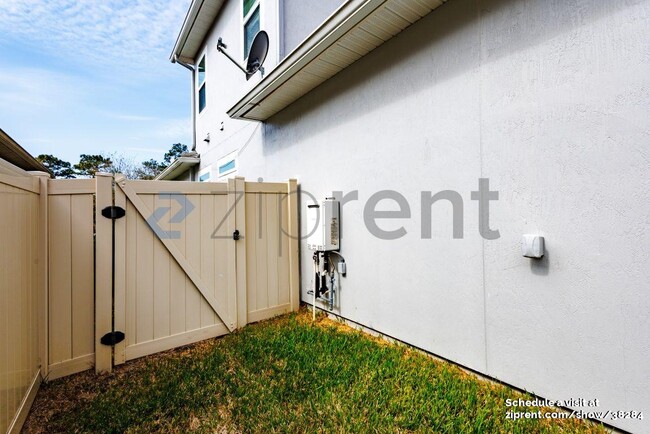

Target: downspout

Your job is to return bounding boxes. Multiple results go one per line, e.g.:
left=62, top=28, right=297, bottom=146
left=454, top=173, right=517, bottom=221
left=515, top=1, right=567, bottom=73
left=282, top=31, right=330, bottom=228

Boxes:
left=172, top=55, right=198, bottom=181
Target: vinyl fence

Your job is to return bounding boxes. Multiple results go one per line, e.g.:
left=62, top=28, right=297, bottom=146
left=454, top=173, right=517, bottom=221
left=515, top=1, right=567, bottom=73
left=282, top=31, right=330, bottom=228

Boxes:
left=0, top=165, right=46, bottom=434
left=0, top=166, right=299, bottom=434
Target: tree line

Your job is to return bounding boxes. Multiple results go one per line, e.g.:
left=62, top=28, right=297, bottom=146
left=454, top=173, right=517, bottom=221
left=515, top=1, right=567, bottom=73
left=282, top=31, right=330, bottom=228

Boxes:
left=37, top=143, right=188, bottom=179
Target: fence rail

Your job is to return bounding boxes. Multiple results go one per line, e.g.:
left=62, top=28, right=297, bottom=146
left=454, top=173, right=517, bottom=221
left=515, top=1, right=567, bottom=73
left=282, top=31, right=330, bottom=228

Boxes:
left=0, top=170, right=299, bottom=434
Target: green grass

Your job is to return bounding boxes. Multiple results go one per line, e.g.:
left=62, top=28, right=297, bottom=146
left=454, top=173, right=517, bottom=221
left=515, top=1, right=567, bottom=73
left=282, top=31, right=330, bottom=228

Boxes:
left=25, top=310, right=606, bottom=433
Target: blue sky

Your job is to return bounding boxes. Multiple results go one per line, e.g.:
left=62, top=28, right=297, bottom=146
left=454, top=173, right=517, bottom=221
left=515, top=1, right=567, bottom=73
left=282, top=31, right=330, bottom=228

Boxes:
left=0, top=0, right=193, bottom=164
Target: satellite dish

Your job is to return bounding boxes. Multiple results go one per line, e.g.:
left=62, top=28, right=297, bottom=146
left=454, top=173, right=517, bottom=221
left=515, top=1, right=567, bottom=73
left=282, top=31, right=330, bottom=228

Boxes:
left=216, top=30, right=269, bottom=81
left=245, top=31, right=269, bottom=80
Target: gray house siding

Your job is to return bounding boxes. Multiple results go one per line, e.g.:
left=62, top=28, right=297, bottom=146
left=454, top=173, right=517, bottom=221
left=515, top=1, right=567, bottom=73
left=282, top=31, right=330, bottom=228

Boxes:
left=236, top=0, right=650, bottom=432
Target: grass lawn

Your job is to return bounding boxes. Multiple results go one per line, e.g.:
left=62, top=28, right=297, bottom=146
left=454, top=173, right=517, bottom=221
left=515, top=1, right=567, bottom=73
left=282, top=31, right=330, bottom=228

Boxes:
left=24, top=309, right=606, bottom=433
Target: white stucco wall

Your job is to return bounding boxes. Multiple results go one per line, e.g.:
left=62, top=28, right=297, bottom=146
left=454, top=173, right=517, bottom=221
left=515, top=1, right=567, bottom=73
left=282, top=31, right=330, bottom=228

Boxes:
left=192, top=0, right=280, bottom=179
left=235, top=0, right=650, bottom=432
left=280, top=0, right=345, bottom=58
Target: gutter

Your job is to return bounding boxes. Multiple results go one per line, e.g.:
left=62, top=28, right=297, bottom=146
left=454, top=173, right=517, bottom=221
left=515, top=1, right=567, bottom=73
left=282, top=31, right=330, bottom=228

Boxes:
left=172, top=56, right=198, bottom=152
left=170, top=0, right=226, bottom=63
left=0, top=128, right=51, bottom=174
left=155, top=154, right=201, bottom=181
left=170, top=0, right=205, bottom=62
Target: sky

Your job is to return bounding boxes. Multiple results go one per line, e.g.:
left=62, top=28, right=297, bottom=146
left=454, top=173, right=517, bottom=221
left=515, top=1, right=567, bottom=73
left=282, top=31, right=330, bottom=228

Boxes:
left=0, top=0, right=193, bottom=165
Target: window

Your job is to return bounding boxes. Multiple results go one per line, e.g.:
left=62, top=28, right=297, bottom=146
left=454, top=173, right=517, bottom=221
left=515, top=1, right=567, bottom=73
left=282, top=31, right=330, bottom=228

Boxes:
left=197, top=55, right=206, bottom=113
left=243, top=0, right=260, bottom=59
left=198, top=167, right=211, bottom=182
left=219, top=160, right=236, bottom=175
left=217, top=151, right=238, bottom=178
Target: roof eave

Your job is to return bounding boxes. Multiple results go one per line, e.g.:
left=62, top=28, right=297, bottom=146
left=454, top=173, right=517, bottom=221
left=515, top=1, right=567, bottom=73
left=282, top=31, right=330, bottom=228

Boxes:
left=228, top=0, right=447, bottom=121
left=0, top=128, right=50, bottom=174
left=155, top=156, right=201, bottom=180
left=170, top=0, right=226, bottom=63
left=227, top=0, right=380, bottom=119
left=171, top=0, right=202, bottom=61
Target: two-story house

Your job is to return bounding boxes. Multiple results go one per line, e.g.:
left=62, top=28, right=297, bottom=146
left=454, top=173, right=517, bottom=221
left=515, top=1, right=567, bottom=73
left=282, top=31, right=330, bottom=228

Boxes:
left=167, top=1, right=650, bottom=432
left=162, top=0, right=343, bottom=182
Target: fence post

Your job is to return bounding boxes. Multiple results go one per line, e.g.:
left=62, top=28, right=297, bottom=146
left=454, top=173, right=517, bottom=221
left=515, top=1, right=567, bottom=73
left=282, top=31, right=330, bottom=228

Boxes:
left=31, top=171, right=50, bottom=378
left=232, top=177, right=248, bottom=328
left=287, top=179, right=300, bottom=312
left=95, top=173, right=113, bottom=373
left=113, top=175, right=127, bottom=365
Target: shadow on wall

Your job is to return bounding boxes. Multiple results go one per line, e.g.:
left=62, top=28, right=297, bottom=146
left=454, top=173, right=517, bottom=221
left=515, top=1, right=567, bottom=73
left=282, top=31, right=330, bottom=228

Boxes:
left=530, top=247, right=550, bottom=276
left=263, top=0, right=634, bottom=153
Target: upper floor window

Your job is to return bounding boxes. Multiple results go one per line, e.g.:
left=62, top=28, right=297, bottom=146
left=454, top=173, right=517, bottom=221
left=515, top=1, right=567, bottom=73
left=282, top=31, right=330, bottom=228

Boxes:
left=197, top=55, right=206, bottom=113
left=243, top=0, right=260, bottom=59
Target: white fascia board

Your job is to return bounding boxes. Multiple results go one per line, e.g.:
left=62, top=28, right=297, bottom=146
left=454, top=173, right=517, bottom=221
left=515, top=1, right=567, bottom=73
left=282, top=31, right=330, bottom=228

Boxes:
left=170, top=0, right=225, bottom=63
left=155, top=156, right=201, bottom=180
left=227, top=0, right=387, bottom=120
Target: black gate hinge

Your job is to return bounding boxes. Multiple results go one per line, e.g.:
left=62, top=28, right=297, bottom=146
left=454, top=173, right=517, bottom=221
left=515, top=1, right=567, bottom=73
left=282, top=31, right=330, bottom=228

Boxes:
left=101, top=206, right=126, bottom=220
left=100, top=331, right=125, bottom=346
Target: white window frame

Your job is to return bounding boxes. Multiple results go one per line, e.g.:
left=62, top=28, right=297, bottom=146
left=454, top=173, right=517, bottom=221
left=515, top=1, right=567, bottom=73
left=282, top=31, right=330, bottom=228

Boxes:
left=196, top=52, right=207, bottom=114
left=217, top=150, right=238, bottom=178
left=242, top=0, right=261, bottom=60
left=198, top=166, right=212, bottom=182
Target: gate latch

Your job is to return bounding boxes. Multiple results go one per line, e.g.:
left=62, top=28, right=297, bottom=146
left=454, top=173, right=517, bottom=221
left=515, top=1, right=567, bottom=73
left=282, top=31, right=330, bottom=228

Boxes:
left=101, top=206, right=126, bottom=220
left=100, top=331, right=125, bottom=346
left=233, top=229, right=240, bottom=241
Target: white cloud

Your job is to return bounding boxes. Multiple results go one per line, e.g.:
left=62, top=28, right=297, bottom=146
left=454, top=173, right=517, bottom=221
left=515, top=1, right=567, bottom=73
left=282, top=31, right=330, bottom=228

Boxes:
left=152, top=118, right=192, bottom=141
left=123, top=117, right=192, bottom=151
left=0, top=2, right=193, bottom=163
left=124, top=146, right=167, bottom=153
left=0, top=0, right=191, bottom=78
left=107, top=113, right=158, bottom=121
left=0, top=66, right=86, bottom=110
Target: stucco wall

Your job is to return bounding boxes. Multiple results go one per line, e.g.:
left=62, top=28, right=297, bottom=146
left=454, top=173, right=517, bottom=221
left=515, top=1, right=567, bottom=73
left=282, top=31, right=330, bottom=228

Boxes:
left=237, top=0, right=650, bottom=432
left=193, top=0, right=278, bottom=179
left=280, top=0, right=345, bottom=58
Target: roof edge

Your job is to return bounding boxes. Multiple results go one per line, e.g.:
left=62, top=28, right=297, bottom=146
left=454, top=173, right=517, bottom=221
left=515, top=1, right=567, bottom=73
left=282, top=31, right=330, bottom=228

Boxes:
left=155, top=156, right=201, bottom=180
left=170, top=0, right=220, bottom=62
left=0, top=128, right=50, bottom=173
left=227, top=0, right=385, bottom=120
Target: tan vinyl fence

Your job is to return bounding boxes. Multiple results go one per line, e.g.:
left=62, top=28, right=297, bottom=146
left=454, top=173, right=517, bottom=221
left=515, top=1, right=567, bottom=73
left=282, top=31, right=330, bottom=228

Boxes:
left=47, top=179, right=96, bottom=380
left=0, top=170, right=45, bottom=434
left=105, top=176, right=299, bottom=367
left=0, top=170, right=299, bottom=433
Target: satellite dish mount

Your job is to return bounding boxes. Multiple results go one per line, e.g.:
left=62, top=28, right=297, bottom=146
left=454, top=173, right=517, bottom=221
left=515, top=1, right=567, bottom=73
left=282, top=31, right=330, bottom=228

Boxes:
left=217, top=30, right=269, bottom=81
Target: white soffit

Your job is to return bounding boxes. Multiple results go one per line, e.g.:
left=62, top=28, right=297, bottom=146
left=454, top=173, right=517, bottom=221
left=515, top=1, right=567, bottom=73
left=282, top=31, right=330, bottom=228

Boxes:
left=155, top=156, right=201, bottom=180
left=171, top=0, right=225, bottom=63
left=228, top=0, right=447, bottom=121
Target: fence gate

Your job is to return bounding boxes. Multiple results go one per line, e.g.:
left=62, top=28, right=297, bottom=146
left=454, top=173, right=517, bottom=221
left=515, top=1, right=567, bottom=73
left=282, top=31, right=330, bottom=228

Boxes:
left=46, top=174, right=299, bottom=377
